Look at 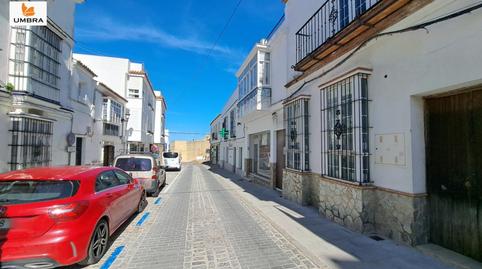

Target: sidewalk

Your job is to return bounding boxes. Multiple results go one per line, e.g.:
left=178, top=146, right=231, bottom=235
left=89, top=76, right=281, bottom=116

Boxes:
left=206, top=165, right=457, bottom=269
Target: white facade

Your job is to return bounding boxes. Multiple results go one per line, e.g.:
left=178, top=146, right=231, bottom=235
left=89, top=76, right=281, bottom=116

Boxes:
left=73, top=54, right=158, bottom=153
left=154, top=91, right=167, bottom=151
left=212, top=0, right=482, bottom=196
left=0, top=0, right=10, bottom=173
left=211, top=0, right=482, bottom=254
left=282, top=0, right=482, bottom=193
left=0, top=0, right=83, bottom=173
left=96, top=82, right=128, bottom=165
left=69, top=60, right=101, bottom=165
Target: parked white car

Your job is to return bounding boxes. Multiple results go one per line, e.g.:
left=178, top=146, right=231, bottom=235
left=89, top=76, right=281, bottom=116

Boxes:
left=162, top=152, right=182, bottom=171
left=114, top=154, right=166, bottom=196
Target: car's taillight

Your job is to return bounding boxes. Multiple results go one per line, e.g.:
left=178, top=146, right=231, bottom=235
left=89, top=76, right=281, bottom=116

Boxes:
left=48, top=201, right=89, bottom=222
left=152, top=172, right=157, bottom=179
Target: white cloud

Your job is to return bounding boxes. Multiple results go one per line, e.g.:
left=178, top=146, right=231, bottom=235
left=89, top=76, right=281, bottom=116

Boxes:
left=76, top=17, right=241, bottom=59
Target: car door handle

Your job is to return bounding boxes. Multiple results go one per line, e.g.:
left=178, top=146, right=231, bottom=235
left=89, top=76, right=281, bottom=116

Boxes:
left=107, top=193, right=114, bottom=198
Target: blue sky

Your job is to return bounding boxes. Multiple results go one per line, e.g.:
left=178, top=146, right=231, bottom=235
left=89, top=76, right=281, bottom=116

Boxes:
left=73, top=0, right=285, bottom=142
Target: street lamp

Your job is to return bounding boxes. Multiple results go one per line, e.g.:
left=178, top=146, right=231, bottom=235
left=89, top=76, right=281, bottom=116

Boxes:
left=122, top=109, right=131, bottom=154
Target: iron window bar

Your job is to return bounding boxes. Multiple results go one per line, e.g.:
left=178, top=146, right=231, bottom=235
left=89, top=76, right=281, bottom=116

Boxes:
left=284, top=97, right=310, bottom=172
left=320, top=73, right=371, bottom=184
left=9, top=117, right=53, bottom=171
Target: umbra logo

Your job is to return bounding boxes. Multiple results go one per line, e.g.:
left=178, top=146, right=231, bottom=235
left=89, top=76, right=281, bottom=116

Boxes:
left=22, top=3, right=35, bottom=17
left=10, top=1, right=47, bottom=26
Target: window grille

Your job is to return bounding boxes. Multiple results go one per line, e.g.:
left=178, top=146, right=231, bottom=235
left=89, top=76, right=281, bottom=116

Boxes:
left=320, top=73, right=370, bottom=183
left=284, top=98, right=310, bottom=171
left=9, top=117, right=53, bottom=171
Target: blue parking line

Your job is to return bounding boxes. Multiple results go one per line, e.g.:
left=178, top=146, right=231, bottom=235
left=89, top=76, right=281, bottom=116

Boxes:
left=100, top=245, right=124, bottom=269
left=136, top=212, right=150, bottom=226
left=154, top=198, right=162, bottom=205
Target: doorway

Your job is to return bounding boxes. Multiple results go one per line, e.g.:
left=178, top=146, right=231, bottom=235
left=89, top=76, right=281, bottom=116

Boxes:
left=276, top=130, right=285, bottom=189
left=233, top=147, right=237, bottom=173
left=75, top=137, right=83, bottom=165
left=103, top=145, right=115, bottom=166
left=426, top=87, right=482, bottom=261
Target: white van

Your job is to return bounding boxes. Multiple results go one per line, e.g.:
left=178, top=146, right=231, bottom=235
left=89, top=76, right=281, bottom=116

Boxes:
left=162, top=152, right=181, bottom=171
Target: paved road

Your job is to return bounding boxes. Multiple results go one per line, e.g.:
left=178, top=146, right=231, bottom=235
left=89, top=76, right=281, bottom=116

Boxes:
left=77, top=164, right=317, bottom=269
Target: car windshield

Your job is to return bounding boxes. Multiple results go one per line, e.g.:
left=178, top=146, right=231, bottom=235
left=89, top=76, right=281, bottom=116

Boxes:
left=0, top=180, right=79, bottom=205
left=115, top=158, right=152, bottom=171
left=163, top=152, right=179, bottom=159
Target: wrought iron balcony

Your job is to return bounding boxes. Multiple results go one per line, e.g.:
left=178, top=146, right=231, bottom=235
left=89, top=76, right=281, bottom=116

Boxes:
left=292, top=0, right=432, bottom=76
left=296, top=0, right=380, bottom=65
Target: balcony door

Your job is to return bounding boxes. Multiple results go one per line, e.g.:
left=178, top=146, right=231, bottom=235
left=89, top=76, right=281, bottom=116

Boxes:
left=339, top=0, right=367, bottom=29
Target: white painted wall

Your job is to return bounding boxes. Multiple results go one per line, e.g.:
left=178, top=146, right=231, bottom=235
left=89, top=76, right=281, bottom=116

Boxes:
left=0, top=92, right=11, bottom=173
left=70, top=62, right=102, bottom=165
left=73, top=54, right=157, bottom=147
left=73, top=54, right=130, bottom=97
left=0, top=0, right=9, bottom=86
left=0, top=0, right=9, bottom=172
left=283, top=0, right=482, bottom=194
left=154, top=91, right=166, bottom=147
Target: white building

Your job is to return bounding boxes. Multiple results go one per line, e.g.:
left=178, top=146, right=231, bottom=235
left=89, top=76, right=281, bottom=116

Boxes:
left=154, top=90, right=167, bottom=152
left=96, top=82, right=128, bottom=165
left=73, top=54, right=157, bottom=153
left=0, top=0, right=84, bottom=172
left=212, top=0, right=482, bottom=261
left=69, top=59, right=101, bottom=165
left=0, top=0, right=11, bottom=173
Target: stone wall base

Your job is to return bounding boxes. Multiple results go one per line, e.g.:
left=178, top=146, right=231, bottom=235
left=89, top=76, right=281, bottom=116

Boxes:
left=282, top=169, right=316, bottom=206
left=282, top=170, right=428, bottom=246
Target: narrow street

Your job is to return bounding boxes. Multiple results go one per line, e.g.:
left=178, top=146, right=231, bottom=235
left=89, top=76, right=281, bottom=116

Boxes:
left=75, top=164, right=451, bottom=269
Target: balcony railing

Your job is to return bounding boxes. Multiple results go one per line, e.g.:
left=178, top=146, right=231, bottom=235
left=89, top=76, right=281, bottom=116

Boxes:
left=295, top=0, right=380, bottom=64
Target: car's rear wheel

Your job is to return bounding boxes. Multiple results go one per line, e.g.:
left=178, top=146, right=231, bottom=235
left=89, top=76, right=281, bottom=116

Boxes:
left=151, top=181, right=161, bottom=197
left=137, top=191, right=147, bottom=213
left=79, top=219, right=109, bottom=266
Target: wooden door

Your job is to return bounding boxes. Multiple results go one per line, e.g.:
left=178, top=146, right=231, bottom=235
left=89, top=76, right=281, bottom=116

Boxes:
left=103, top=145, right=115, bottom=166
left=426, top=88, right=482, bottom=261
left=276, top=130, right=285, bottom=189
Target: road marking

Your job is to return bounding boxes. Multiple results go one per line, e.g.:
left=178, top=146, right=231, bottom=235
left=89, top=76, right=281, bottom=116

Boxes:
left=161, top=168, right=185, bottom=194
left=136, top=212, right=150, bottom=226
left=154, top=198, right=162, bottom=205
left=100, top=245, right=124, bottom=269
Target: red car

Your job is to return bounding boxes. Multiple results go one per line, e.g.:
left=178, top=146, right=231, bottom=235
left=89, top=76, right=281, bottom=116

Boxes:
left=0, top=166, right=147, bottom=268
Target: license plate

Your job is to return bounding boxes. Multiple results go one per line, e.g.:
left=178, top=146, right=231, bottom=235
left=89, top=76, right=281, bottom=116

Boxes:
left=0, top=218, right=10, bottom=229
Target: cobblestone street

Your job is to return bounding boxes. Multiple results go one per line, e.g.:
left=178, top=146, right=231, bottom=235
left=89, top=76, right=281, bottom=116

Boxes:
left=63, top=163, right=460, bottom=269
left=75, top=164, right=319, bottom=269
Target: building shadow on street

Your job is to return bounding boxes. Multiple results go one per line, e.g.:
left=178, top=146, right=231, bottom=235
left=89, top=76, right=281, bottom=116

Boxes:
left=205, top=164, right=454, bottom=269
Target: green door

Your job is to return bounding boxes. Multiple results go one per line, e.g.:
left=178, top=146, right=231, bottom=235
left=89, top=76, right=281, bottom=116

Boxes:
left=426, top=87, right=482, bottom=261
